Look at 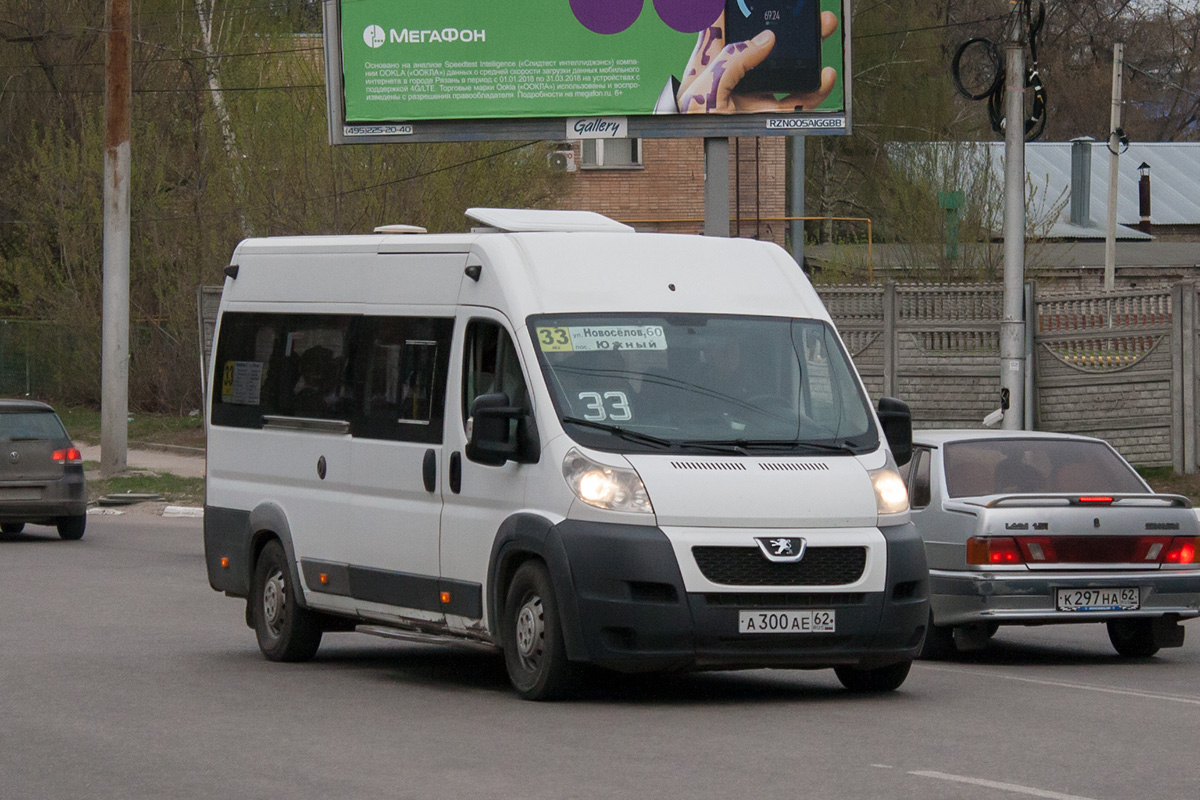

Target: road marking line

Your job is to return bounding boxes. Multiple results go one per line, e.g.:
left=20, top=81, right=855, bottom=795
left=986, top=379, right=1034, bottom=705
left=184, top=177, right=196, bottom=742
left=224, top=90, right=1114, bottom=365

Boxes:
left=910, top=770, right=1099, bottom=800
left=871, top=764, right=893, bottom=769
left=920, top=663, right=1200, bottom=706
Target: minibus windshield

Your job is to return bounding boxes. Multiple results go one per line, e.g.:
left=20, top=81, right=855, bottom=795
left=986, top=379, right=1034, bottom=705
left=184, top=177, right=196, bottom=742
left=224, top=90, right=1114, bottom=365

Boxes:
left=528, top=314, right=878, bottom=454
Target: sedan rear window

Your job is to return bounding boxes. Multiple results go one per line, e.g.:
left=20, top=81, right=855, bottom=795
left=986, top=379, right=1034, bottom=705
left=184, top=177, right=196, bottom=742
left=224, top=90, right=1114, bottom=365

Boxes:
left=944, top=438, right=1147, bottom=497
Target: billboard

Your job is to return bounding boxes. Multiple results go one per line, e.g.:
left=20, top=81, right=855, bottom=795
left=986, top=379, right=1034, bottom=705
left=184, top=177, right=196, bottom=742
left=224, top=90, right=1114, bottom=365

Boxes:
left=324, top=0, right=851, bottom=143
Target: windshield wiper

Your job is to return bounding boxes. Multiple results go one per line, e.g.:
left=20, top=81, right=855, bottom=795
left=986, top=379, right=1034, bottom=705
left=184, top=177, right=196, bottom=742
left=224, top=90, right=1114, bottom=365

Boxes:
left=561, top=417, right=672, bottom=449
left=679, top=438, right=863, bottom=455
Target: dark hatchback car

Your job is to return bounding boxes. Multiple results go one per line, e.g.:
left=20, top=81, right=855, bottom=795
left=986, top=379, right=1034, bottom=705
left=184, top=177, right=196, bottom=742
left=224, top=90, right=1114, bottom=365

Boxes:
left=0, top=400, right=87, bottom=539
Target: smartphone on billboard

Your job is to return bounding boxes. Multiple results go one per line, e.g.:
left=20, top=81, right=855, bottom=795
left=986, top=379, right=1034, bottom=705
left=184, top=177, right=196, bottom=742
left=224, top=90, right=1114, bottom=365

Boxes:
left=724, top=0, right=822, bottom=96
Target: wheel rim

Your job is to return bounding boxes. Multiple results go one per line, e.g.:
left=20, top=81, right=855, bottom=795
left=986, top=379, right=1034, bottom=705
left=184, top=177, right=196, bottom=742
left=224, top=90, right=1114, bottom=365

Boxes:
left=262, top=569, right=286, bottom=637
left=514, top=594, right=545, bottom=674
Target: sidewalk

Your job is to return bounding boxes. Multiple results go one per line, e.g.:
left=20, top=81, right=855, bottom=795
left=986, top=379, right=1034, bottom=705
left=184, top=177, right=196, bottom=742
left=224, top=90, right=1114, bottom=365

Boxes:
left=79, top=444, right=206, bottom=479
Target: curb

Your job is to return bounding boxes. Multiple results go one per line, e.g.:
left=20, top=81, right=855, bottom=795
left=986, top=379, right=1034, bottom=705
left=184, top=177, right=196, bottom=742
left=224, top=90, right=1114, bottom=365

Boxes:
left=163, top=506, right=204, bottom=518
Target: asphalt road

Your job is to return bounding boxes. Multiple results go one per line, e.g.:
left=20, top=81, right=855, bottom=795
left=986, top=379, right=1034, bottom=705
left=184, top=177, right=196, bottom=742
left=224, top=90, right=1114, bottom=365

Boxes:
left=2, top=515, right=1196, bottom=800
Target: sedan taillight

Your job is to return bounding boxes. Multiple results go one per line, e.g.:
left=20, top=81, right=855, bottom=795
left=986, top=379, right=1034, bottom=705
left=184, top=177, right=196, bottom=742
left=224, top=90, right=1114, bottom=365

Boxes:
left=966, top=537, right=1023, bottom=565
left=52, top=447, right=83, bottom=465
left=1163, top=537, right=1199, bottom=565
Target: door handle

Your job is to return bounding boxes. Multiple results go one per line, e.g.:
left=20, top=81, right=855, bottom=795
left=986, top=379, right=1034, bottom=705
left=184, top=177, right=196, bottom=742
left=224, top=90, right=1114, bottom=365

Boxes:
left=449, top=451, right=462, bottom=494
left=422, top=449, right=437, bottom=493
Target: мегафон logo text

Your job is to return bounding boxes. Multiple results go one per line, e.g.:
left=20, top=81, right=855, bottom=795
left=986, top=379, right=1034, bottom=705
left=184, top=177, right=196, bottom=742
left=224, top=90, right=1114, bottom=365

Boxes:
left=364, top=25, right=486, bottom=48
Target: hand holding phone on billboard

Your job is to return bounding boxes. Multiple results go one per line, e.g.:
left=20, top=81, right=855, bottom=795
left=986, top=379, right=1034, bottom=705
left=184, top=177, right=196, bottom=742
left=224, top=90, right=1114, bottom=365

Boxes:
left=676, top=6, right=838, bottom=114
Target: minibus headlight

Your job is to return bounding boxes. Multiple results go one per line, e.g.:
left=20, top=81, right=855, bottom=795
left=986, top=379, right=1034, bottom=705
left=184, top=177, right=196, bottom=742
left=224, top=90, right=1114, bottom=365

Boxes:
left=562, top=448, right=654, bottom=515
left=869, top=456, right=909, bottom=516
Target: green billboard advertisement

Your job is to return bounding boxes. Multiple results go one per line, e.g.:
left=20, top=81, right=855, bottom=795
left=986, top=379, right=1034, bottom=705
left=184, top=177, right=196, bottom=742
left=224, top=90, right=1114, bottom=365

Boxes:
left=328, top=0, right=850, bottom=142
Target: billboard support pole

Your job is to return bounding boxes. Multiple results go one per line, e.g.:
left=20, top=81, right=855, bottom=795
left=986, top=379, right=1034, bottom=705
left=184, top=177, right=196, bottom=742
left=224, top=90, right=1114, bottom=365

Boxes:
left=789, top=135, right=806, bottom=265
left=704, top=137, right=730, bottom=238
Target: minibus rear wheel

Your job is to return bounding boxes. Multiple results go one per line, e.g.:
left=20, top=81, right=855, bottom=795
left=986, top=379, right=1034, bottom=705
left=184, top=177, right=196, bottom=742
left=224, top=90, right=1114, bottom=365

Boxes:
left=252, top=540, right=322, bottom=662
left=502, top=560, right=575, bottom=700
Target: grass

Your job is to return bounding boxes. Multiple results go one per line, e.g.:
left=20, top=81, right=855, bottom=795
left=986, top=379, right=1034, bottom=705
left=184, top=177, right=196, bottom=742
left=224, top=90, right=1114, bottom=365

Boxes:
left=58, top=407, right=205, bottom=449
left=1138, top=467, right=1200, bottom=504
left=86, top=472, right=206, bottom=506
left=62, top=408, right=206, bottom=505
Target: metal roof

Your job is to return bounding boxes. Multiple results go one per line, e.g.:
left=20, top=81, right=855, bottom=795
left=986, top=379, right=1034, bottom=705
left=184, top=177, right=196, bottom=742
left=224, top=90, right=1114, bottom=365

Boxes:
left=889, top=141, right=1200, bottom=238
left=994, top=141, right=1200, bottom=232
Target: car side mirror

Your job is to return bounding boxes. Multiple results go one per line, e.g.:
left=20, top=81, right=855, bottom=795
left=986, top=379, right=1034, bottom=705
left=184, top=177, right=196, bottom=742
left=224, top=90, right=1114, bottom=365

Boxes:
left=465, top=393, right=539, bottom=466
left=877, top=396, right=912, bottom=467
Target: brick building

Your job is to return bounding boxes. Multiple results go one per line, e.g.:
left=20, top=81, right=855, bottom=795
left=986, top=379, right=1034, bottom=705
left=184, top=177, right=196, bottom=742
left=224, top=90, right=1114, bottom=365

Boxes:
left=557, top=136, right=789, bottom=247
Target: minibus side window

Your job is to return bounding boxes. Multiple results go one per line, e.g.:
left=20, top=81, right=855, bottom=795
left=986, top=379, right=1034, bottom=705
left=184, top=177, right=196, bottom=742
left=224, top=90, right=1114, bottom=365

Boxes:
left=211, top=312, right=354, bottom=427
left=462, top=320, right=530, bottom=427
left=353, top=316, right=453, bottom=443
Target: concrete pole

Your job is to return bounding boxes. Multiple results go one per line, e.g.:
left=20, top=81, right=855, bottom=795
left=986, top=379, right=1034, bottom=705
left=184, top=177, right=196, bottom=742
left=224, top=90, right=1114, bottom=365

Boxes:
left=704, top=137, right=730, bottom=237
left=102, top=0, right=131, bottom=475
left=789, top=135, right=806, bottom=265
left=1104, top=43, right=1124, bottom=293
left=1000, top=17, right=1026, bottom=431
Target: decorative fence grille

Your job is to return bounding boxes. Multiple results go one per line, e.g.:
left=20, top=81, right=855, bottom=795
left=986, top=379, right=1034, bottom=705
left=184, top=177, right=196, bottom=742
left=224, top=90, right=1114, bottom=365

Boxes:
left=816, top=282, right=1183, bottom=468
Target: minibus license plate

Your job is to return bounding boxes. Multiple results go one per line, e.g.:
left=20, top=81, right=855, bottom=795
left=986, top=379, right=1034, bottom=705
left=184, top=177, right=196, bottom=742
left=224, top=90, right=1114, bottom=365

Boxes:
left=738, top=610, right=835, bottom=634
left=1056, top=587, right=1140, bottom=612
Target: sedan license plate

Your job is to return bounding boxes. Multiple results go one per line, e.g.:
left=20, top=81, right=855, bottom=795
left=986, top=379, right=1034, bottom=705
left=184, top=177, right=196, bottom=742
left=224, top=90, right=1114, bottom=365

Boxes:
left=1056, top=587, right=1140, bottom=612
left=738, top=610, right=835, bottom=634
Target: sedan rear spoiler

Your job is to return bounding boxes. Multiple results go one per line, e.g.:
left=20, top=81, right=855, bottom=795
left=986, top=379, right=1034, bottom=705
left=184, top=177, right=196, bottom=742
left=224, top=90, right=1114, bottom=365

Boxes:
left=984, top=493, right=1193, bottom=509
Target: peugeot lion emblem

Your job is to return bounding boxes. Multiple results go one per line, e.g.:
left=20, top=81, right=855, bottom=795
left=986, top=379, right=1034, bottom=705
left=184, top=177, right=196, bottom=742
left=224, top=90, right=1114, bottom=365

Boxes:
left=8, top=450, right=18, bottom=464
left=755, top=536, right=807, bottom=563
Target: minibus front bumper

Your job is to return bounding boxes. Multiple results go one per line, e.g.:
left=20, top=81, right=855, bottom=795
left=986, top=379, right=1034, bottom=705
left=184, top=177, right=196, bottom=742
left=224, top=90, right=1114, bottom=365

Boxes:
left=550, top=520, right=929, bottom=673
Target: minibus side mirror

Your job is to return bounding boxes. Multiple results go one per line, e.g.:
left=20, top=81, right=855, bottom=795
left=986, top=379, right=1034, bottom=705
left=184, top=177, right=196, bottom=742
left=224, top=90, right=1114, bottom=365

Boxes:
left=466, top=393, right=540, bottom=466
left=877, top=397, right=913, bottom=467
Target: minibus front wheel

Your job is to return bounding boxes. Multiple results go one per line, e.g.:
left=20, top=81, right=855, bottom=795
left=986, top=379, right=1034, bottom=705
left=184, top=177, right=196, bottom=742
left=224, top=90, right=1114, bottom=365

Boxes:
left=502, top=560, right=576, bottom=700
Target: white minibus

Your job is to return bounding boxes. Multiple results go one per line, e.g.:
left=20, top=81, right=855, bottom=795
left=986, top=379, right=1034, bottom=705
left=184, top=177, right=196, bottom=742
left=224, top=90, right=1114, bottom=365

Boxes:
left=204, top=209, right=928, bottom=699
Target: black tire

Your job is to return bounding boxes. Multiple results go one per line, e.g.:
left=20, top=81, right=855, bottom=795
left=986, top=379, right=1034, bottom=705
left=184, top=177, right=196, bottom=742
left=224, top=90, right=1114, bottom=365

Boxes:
left=502, top=560, right=575, bottom=701
left=1107, top=619, right=1160, bottom=658
left=835, top=660, right=912, bottom=693
left=57, top=515, right=86, bottom=541
left=919, top=612, right=955, bottom=660
left=251, top=540, right=322, bottom=662
left=1, top=522, right=25, bottom=534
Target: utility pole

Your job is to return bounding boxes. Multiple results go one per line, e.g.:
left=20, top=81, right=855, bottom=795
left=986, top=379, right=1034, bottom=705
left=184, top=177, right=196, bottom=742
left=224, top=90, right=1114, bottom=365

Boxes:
left=1104, top=42, right=1124, bottom=293
left=1000, top=3, right=1026, bottom=431
left=102, top=0, right=131, bottom=475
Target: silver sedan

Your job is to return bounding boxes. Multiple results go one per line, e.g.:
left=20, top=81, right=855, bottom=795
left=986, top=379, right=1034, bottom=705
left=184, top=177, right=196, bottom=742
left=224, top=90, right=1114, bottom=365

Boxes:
left=904, top=430, right=1200, bottom=658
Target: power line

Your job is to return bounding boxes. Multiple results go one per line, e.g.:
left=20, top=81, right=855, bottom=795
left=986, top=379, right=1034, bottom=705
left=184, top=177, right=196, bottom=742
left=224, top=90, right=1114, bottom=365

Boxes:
left=0, top=84, right=322, bottom=94
left=0, top=44, right=323, bottom=70
left=853, top=13, right=1009, bottom=40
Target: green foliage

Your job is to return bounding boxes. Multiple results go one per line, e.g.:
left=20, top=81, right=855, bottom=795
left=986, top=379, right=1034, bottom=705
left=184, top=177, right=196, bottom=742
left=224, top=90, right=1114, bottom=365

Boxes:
left=0, top=0, right=568, bottom=412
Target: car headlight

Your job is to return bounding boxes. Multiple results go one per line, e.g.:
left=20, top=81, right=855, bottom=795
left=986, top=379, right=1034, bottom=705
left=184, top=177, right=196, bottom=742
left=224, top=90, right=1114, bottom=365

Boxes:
left=562, top=448, right=654, bottom=515
left=869, top=455, right=909, bottom=516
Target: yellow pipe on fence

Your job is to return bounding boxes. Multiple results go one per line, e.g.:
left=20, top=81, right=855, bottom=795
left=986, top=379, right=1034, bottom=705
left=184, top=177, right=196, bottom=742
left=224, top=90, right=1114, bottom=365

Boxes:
left=617, top=215, right=875, bottom=283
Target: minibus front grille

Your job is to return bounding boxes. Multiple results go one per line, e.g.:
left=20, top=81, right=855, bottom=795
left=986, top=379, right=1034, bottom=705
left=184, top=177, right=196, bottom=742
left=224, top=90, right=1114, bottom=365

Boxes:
left=692, top=546, right=867, bottom=586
